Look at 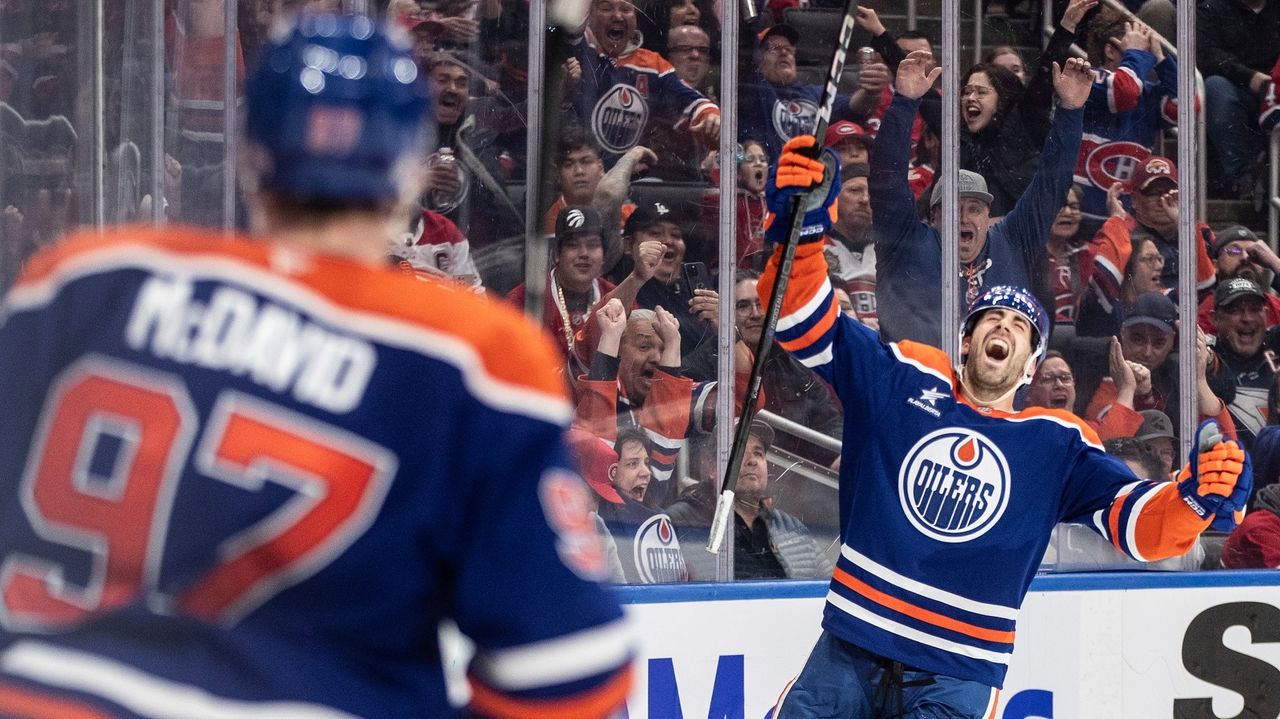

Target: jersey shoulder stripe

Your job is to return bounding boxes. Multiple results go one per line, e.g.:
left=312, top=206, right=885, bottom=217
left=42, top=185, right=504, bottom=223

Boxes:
left=8, top=226, right=571, bottom=425
left=889, top=341, right=954, bottom=386
left=619, top=47, right=675, bottom=75
left=1005, top=407, right=1102, bottom=449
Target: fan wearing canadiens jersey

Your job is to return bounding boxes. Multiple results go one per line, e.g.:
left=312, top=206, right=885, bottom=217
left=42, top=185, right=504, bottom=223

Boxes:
left=0, top=14, right=632, bottom=719
left=761, top=135, right=1251, bottom=716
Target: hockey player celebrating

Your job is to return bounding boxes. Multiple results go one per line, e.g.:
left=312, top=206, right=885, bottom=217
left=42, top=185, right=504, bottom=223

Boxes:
left=764, top=54, right=1252, bottom=719
left=0, top=13, right=632, bottom=719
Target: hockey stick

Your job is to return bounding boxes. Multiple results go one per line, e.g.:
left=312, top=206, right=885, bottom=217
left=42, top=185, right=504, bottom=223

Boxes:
left=706, top=0, right=859, bottom=554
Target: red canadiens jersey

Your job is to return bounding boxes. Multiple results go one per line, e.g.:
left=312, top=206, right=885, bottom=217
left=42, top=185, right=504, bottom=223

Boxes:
left=0, top=227, right=632, bottom=718
left=389, top=209, right=482, bottom=290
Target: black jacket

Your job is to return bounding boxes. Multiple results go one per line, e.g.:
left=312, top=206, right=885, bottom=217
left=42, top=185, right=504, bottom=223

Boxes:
left=960, top=103, right=1042, bottom=217
left=1197, top=0, right=1280, bottom=90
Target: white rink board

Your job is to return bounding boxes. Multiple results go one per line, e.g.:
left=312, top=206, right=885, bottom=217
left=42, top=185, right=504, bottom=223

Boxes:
left=618, top=578, right=1280, bottom=718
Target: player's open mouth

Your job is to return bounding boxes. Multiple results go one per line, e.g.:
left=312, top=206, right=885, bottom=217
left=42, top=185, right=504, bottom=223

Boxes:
left=438, top=94, right=463, bottom=111
left=607, top=24, right=627, bottom=42
left=628, top=483, right=647, bottom=500
left=752, top=168, right=766, bottom=184
left=964, top=103, right=982, bottom=120
left=960, top=230, right=974, bottom=243
left=1049, top=393, right=1070, bottom=408
left=985, top=339, right=1009, bottom=361
left=662, top=249, right=676, bottom=261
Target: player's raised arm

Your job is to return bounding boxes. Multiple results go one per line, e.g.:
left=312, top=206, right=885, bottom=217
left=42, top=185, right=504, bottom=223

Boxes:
left=756, top=136, right=842, bottom=376
left=1072, top=420, right=1251, bottom=562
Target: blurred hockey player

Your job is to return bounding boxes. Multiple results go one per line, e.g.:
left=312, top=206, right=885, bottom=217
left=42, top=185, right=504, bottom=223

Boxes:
left=0, top=13, right=632, bottom=719
left=761, top=75, right=1251, bottom=717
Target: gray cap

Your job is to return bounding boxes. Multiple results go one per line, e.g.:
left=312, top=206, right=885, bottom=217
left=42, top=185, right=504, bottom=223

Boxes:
left=747, top=418, right=775, bottom=449
left=1135, top=410, right=1174, bottom=442
left=1211, top=225, right=1260, bottom=257
left=930, top=169, right=994, bottom=207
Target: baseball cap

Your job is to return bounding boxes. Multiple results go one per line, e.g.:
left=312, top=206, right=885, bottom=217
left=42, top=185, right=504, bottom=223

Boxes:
left=1214, top=277, right=1266, bottom=308
left=1134, top=410, right=1175, bottom=443
left=823, top=121, right=873, bottom=149
left=930, top=169, right=994, bottom=207
left=1121, top=292, right=1178, bottom=333
left=1129, top=156, right=1178, bottom=193
left=555, top=205, right=603, bottom=241
left=748, top=418, right=775, bottom=450
left=757, top=23, right=800, bottom=48
left=624, top=199, right=679, bottom=237
left=565, top=429, right=623, bottom=504
left=1211, top=225, right=1260, bottom=257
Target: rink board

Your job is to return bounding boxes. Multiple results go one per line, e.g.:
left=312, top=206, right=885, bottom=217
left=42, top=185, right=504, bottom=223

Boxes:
left=615, top=572, right=1280, bottom=718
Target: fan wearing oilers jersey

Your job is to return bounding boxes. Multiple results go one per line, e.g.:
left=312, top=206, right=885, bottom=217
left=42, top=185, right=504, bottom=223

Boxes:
left=567, top=0, right=720, bottom=166
left=0, top=14, right=632, bottom=719
left=761, top=136, right=1252, bottom=718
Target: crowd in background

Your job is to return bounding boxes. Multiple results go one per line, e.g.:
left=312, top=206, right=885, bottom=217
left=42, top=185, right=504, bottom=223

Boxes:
left=3, top=0, right=1280, bottom=576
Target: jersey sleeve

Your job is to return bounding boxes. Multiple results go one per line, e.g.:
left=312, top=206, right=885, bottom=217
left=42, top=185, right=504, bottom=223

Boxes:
left=757, top=241, right=896, bottom=405
left=1110, top=50, right=1157, bottom=113
left=868, top=93, right=924, bottom=256
left=999, top=106, right=1083, bottom=259
left=655, top=60, right=718, bottom=130
left=1087, top=215, right=1132, bottom=305
left=451, top=323, right=633, bottom=718
left=1060, top=446, right=1210, bottom=563
left=1195, top=223, right=1217, bottom=293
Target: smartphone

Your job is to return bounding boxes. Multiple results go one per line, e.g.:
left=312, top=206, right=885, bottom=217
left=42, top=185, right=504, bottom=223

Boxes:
left=682, top=261, right=713, bottom=294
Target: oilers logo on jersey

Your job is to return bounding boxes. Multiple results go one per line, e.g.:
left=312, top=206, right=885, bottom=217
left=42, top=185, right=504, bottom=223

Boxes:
left=772, top=98, right=818, bottom=144
left=633, top=514, right=685, bottom=583
left=898, top=428, right=1010, bottom=543
left=592, top=83, right=650, bottom=154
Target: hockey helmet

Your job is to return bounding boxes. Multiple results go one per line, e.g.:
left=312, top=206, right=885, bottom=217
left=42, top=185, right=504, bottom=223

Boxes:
left=243, top=13, right=432, bottom=205
left=960, top=285, right=1049, bottom=364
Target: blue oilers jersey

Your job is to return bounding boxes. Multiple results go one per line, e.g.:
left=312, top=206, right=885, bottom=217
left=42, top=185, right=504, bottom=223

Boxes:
left=0, top=227, right=633, bottom=718
left=759, top=242, right=1211, bottom=688
left=569, top=33, right=717, bottom=165
left=739, top=73, right=853, bottom=165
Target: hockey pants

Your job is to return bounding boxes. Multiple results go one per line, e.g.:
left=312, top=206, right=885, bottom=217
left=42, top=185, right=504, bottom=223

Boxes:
left=773, top=630, right=998, bottom=719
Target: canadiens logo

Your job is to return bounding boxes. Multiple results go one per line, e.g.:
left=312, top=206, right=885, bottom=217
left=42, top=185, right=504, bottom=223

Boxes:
left=897, top=428, right=1010, bottom=543
left=633, top=514, right=686, bottom=583
left=771, top=97, right=819, bottom=144
left=592, top=83, right=649, bottom=154
left=1082, top=140, right=1149, bottom=192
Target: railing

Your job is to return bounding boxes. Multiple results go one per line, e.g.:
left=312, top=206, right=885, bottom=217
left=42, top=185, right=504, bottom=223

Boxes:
left=755, top=409, right=843, bottom=455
